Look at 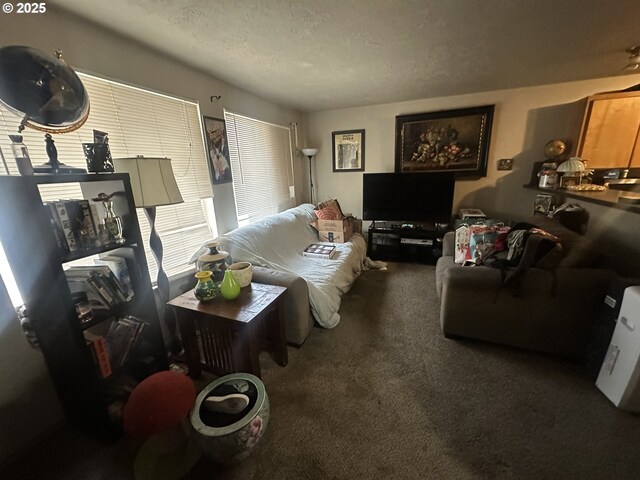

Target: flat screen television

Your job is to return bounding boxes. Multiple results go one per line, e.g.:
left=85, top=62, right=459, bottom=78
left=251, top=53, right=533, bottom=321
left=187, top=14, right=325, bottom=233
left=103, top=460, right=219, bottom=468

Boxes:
left=362, top=172, right=455, bottom=222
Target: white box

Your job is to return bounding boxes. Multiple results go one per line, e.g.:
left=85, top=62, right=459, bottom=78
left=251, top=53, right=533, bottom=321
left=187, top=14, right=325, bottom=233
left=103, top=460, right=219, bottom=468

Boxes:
left=596, top=286, right=640, bottom=412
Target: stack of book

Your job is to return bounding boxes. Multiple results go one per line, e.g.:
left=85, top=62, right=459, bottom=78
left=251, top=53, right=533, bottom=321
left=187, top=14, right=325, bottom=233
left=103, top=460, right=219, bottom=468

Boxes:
left=105, top=316, right=147, bottom=368
left=303, top=243, right=337, bottom=259
left=83, top=315, right=147, bottom=377
left=65, top=265, right=132, bottom=310
left=44, top=199, right=103, bottom=252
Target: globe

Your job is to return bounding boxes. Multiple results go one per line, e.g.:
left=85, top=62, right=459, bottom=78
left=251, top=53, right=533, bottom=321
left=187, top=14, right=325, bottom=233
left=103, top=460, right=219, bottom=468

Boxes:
left=543, top=139, right=567, bottom=160
left=0, top=45, right=89, bottom=133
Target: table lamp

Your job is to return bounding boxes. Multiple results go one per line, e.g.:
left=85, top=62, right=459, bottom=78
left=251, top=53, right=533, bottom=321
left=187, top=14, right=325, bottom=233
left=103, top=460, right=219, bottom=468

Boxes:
left=557, top=156, right=586, bottom=187
left=301, top=148, right=318, bottom=205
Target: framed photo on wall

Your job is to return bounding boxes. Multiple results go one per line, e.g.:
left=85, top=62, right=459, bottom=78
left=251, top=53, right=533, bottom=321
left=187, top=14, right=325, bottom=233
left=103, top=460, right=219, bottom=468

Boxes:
left=202, top=116, right=232, bottom=184
left=394, top=105, right=494, bottom=177
left=332, top=129, right=365, bottom=172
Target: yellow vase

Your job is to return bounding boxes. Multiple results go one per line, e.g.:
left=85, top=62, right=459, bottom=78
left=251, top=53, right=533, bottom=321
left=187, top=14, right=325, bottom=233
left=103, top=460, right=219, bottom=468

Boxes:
left=220, top=270, right=241, bottom=300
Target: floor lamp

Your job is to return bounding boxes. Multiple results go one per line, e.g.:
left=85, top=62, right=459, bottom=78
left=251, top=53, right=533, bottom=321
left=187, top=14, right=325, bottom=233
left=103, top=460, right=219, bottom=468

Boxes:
left=114, top=156, right=184, bottom=353
left=301, top=148, right=318, bottom=205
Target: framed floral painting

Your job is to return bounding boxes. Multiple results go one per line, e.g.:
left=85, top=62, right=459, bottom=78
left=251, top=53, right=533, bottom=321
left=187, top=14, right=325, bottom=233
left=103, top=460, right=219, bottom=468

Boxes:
left=394, top=105, right=494, bottom=177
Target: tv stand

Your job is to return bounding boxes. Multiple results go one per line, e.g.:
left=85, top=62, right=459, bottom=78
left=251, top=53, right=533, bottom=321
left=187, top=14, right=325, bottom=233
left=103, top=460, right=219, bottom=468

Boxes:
left=367, top=221, right=449, bottom=263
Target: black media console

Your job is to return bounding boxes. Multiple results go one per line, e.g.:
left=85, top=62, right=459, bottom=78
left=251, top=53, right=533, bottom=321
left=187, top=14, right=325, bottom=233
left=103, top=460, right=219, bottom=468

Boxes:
left=367, top=221, right=449, bottom=263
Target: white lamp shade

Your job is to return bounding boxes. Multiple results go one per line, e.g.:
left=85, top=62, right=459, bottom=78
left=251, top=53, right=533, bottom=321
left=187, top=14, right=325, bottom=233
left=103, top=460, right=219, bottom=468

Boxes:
left=301, top=148, right=318, bottom=157
left=113, top=156, right=184, bottom=207
left=557, top=157, right=586, bottom=173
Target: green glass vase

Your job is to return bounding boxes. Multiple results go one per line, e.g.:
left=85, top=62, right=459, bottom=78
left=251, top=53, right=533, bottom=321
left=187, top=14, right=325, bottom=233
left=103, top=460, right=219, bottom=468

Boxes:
left=220, top=269, right=241, bottom=300
left=194, top=270, right=219, bottom=302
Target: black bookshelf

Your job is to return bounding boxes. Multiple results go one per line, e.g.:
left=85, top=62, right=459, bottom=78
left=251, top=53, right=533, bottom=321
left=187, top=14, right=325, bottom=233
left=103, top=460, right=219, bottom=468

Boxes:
left=0, top=173, right=168, bottom=441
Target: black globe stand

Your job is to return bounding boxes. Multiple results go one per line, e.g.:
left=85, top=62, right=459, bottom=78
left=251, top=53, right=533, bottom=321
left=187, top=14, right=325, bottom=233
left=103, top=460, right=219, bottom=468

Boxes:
left=33, top=133, right=86, bottom=174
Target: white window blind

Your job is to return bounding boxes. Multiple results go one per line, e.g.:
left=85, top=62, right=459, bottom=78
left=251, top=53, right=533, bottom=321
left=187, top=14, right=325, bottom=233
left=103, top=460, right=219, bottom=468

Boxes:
left=0, top=73, right=215, bottom=281
left=224, top=111, right=294, bottom=225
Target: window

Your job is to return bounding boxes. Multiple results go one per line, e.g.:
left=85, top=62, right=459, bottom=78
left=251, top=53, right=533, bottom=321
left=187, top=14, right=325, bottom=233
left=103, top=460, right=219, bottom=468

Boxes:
left=0, top=73, right=215, bottom=282
left=224, top=111, right=294, bottom=225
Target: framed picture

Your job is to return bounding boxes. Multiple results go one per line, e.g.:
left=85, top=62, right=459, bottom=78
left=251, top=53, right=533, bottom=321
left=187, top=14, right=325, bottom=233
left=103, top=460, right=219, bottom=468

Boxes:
left=202, top=116, right=232, bottom=184
left=394, top=105, right=494, bottom=177
left=332, top=129, right=365, bottom=172
left=534, top=193, right=554, bottom=215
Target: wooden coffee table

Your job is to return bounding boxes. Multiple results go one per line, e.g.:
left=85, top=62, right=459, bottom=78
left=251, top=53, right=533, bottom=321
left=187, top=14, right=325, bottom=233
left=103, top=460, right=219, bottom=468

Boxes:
left=167, top=282, right=288, bottom=379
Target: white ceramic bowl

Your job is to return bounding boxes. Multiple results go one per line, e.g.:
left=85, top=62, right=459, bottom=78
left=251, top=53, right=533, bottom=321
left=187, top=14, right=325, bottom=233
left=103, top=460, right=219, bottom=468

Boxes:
left=228, top=262, right=252, bottom=288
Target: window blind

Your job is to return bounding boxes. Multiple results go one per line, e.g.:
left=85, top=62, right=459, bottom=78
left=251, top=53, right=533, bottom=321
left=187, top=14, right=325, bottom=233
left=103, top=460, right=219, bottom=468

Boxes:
left=223, top=111, right=294, bottom=225
left=0, top=73, right=215, bottom=281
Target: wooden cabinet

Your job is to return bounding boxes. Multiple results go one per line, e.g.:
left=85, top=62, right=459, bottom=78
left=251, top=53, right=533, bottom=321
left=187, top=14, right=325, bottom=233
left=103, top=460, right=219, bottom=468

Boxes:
left=0, top=173, right=168, bottom=441
left=577, top=91, right=640, bottom=169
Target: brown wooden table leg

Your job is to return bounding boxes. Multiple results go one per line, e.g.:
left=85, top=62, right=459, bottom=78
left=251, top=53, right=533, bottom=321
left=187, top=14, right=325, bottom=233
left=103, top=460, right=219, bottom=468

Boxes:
left=273, top=299, right=288, bottom=367
left=174, top=308, right=201, bottom=379
left=240, top=321, right=262, bottom=378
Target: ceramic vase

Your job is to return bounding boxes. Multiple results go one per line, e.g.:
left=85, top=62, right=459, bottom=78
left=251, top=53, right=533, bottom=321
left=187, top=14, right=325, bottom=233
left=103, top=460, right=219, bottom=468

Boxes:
left=220, top=270, right=241, bottom=300
left=197, top=241, right=229, bottom=284
left=190, top=373, right=269, bottom=463
left=194, top=270, right=219, bottom=302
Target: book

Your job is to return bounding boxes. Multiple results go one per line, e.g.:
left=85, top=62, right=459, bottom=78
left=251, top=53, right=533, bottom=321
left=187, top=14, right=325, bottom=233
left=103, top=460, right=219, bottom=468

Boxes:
left=63, top=200, right=91, bottom=248
left=84, top=331, right=112, bottom=378
left=303, top=243, right=337, bottom=259
left=54, top=201, right=78, bottom=251
left=65, top=269, right=118, bottom=309
left=79, top=199, right=98, bottom=237
left=44, top=202, right=69, bottom=252
left=94, top=255, right=133, bottom=298
left=67, top=265, right=128, bottom=304
left=105, top=316, right=147, bottom=367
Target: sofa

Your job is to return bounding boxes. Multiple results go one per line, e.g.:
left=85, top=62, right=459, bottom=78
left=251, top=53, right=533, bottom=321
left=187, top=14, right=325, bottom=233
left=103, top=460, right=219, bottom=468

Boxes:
left=192, top=204, right=367, bottom=346
left=435, top=216, right=617, bottom=360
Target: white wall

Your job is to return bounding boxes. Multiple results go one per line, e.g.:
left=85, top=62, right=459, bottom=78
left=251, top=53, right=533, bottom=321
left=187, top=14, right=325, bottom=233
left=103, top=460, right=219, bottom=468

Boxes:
left=307, top=75, right=640, bottom=273
left=0, top=5, right=305, bottom=463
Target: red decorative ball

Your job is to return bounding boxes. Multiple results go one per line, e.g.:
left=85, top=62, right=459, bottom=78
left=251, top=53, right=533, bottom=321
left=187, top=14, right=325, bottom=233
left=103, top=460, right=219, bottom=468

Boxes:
left=123, top=371, right=196, bottom=437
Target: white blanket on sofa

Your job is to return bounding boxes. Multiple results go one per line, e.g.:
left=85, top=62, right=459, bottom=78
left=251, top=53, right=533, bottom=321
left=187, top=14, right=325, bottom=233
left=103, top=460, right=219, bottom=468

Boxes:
left=213, top=204, right=367, bottom=328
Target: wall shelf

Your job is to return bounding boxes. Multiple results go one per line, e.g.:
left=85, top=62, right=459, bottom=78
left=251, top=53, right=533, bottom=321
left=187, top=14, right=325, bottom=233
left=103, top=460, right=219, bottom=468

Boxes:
left=524, top=184, right=640, bottom=215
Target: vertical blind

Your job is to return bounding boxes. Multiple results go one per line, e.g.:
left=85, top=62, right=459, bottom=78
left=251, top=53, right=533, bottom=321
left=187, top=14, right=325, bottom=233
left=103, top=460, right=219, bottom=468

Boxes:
left=0, top=73, right=216, bottom=281
left=224, top=111, right=294, bottom=225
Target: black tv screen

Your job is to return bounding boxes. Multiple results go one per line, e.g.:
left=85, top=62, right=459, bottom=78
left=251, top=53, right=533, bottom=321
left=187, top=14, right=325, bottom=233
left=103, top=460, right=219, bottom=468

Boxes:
left=362, top=172, right=455, bottom=222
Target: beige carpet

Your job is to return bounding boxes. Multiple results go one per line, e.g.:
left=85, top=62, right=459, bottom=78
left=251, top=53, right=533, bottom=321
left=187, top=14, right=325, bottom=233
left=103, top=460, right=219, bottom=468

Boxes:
left=4, top=262, right=640, bottom=479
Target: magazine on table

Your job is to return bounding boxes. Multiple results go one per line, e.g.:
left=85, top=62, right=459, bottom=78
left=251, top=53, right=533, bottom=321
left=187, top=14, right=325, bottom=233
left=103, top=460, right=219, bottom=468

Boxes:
left=303, top=243, right=337, bottom=259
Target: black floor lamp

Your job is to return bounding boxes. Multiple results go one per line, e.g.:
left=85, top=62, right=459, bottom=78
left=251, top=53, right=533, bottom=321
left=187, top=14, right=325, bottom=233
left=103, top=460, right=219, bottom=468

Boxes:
left=114, top=156, right=184, bottom=352
left=301, top=148, right=318, bottom=205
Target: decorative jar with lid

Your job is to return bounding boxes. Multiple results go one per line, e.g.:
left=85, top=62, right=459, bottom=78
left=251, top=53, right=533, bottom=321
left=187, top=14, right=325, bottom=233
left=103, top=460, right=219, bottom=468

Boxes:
left=197, top=241, right=229, bottom=284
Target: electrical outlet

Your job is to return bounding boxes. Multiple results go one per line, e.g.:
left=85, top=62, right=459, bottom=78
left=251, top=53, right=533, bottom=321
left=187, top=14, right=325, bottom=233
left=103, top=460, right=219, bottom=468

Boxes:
left=497, top=158, right=513, bottom=171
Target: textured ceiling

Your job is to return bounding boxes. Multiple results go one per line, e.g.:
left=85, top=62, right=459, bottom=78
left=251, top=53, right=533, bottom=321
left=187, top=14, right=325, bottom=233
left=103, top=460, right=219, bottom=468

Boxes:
left=51, top=0, right=640, bottom=112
